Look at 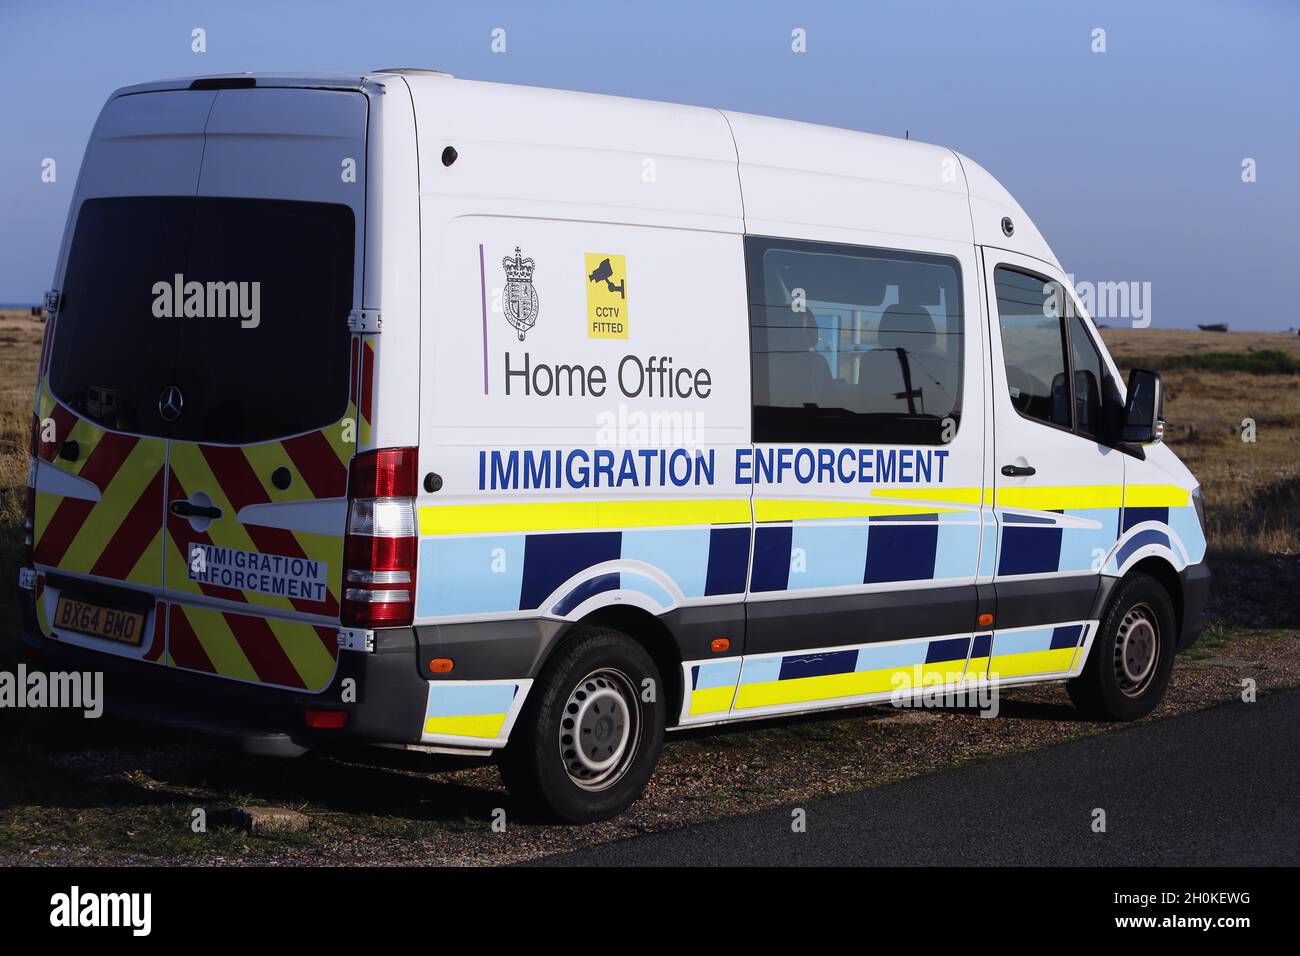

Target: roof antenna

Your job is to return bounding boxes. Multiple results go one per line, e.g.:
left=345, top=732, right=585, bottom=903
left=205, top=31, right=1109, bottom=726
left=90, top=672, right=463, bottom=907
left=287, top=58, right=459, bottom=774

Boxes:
left=905, top=129, right=910, bottom=140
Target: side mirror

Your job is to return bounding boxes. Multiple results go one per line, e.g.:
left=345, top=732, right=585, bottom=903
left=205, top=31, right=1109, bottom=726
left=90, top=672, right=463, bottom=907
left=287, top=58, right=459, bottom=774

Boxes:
left=1122, top=368, right=1164, bottom=443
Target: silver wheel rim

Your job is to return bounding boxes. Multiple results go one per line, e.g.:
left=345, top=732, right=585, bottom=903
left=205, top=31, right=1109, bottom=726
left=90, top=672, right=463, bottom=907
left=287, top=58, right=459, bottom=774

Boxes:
left=558, top=668, right=640, bottom=791
left=1114, top=602, right=1160, bottom=698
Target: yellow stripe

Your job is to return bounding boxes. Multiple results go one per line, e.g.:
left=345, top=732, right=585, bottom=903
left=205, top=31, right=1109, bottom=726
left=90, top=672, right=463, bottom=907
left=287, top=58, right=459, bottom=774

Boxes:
left=418, top=498, right=750, bottom=536
left=325, top=404, right=357, bottom=471
left=238, top=440, right=306, bottom=505
left=1125, top=484, right=1191, bottom=508
left=734, top=662, right=966, bottom=710
left=871, top=486, right=985, bottom=506
left=408, top=484, right=1188, bottom=535
left=60, top=441, right=164, bottom=575
left=125, top=528, right=163, bottom=585
left=267, top=617, right=337, bottom=692
left=63, top=418, right=108, bottom=478
left=997, top=485, right=1124, bottom=511
left=988, top=647, right=1077, bottom=678
left=754, top=499, right=964, bottom=522
left=423, top=713, right=508, bottom=738
left=688, top=685, right=736, bottom=715
left=181, top=607, right=260, bottom=683
left=33, top=491, right=60, bottom=548
left=964, top=656, right=990, bottom=680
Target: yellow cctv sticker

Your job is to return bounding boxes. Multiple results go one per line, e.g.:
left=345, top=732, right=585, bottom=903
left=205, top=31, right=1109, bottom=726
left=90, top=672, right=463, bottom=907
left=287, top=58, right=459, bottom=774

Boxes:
left=585, top=253, right=628, bottom=338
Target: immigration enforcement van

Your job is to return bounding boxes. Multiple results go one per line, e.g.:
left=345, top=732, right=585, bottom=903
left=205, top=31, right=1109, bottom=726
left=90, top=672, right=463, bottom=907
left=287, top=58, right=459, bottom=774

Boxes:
left=20, top=70, right=1210, bottom=822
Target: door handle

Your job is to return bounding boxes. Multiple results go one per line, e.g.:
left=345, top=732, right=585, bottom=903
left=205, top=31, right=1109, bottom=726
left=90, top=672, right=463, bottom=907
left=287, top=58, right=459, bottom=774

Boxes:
left=170, top=500, right=223, bottom=520
left=1001, top=464, right=1036, bottom=478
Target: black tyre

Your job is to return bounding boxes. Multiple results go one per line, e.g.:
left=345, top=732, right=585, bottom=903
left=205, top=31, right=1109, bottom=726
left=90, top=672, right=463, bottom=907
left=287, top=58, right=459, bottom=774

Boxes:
left=1068, top=572, right=1177, bottom=720
left=499, top=626, right=665, bottom=823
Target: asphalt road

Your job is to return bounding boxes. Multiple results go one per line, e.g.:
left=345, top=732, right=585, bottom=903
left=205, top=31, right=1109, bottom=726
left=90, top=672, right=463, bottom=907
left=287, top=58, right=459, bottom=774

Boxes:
left=539, top=689, right=1300, bottom=866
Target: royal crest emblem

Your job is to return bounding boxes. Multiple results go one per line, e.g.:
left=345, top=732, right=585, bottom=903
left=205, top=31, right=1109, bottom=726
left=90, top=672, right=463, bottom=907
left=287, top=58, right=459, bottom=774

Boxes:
left=501, top=246, right=539, bottom=340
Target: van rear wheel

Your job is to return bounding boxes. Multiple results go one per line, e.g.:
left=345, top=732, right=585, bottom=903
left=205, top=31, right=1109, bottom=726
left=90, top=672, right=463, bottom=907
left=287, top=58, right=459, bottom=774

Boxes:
left=1068, top=572, right=1177, bottom=721
left=499, top=626, right=665, bottom=823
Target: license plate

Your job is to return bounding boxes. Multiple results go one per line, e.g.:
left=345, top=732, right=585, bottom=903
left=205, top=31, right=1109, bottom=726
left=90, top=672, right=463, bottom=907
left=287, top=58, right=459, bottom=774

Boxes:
left=53, top=596, right=146, bottom=646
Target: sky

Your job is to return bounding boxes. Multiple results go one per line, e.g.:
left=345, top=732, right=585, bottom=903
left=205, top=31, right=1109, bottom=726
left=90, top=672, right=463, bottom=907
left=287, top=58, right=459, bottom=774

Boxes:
left=1, top=0, right=1297, bottom=330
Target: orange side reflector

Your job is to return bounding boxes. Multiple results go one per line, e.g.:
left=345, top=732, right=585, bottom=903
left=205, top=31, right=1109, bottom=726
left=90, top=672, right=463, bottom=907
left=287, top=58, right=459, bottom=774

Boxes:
left=977, top=613, right=994, bottom=628
left=428, top=658, right=455, bottom=674
left=710, top=638, right=730, bottom=653
left=304, top=709, right=348, bottom=729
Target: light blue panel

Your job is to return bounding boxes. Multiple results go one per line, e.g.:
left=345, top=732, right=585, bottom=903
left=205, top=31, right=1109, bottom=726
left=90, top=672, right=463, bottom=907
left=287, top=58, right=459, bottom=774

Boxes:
left=979, top=518, right=997, bottom=577
left=620, top=528, right=711, bottom=598
left=418, top=535, right=524, bottom=616
left=991, top=626, right=1054, bottom=656
left=1059, top=508, right=1120, bottom=573
left=1168, top=505, right=1206, bottom=564
left=619, top=571, right=675, bottom=610
left=739, top=656, right=782, bottom=685
left=934, top=523, right=980, bottom=580
left=426, top=682, right=517, bottom=717
left=695, top=659, right=742, bottom=690
left=789, top=522, right=870, bottom=589
left=855, top=639, right=929, bottom=671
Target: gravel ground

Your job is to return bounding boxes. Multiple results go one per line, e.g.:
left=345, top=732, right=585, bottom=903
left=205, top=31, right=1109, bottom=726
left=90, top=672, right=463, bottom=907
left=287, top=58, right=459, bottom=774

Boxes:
left=2, top=621, right=1295, bottom=867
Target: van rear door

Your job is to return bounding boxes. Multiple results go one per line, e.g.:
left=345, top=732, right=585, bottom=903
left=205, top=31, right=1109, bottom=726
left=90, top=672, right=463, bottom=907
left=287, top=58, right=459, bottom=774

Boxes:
left=161, top=88, right=367, bottom=692
left=34, top=91, right=213, bottom=664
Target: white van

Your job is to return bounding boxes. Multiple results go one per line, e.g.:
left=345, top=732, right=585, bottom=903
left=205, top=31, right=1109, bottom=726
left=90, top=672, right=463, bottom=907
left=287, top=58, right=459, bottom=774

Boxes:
left=21, top=70, right=1210, bottom=822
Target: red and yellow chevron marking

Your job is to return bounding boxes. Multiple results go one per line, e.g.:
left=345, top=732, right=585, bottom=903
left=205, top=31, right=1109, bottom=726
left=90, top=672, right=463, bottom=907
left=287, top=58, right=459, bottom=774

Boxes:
left=31, top=329, right=368, bottom=689
left=166, top=603, right=338, bottom=691
left=161, top=335, right=369, bottom=614
left=356, top=336, right=375, bottom=448
left=32, top=383, right=167, bottom=587
left=165, top=425, right=350, bottom=616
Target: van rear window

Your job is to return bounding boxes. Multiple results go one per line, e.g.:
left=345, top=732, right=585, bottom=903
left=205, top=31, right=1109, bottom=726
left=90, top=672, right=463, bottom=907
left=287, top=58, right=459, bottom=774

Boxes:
left=50, top=196, right=355, bottom=444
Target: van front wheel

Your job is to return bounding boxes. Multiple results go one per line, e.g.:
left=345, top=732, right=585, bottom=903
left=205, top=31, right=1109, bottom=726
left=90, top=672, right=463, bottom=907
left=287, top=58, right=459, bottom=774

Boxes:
left=499, top=626, right=665, bottom=823
left=1068, top=572, right=1177, bottom=721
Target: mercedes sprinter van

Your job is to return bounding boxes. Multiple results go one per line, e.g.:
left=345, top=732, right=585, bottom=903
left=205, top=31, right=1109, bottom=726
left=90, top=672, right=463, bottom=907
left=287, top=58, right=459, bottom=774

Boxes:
left=20, top=70, right=1209, bottom=821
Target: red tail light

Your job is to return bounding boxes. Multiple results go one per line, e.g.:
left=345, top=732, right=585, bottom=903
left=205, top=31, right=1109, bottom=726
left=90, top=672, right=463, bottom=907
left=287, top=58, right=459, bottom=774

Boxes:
left=304, top=708, right=349, bottom=729
left=341, top=447, right=418, bottom=628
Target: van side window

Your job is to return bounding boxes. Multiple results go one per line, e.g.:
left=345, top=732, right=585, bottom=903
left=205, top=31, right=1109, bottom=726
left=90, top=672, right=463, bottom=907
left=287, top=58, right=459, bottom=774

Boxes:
left=994, top=267, right=1071, bottom=429
left=1068, top=312, right=1112, bottom=440
left=746, top=236, right=964, bottom=445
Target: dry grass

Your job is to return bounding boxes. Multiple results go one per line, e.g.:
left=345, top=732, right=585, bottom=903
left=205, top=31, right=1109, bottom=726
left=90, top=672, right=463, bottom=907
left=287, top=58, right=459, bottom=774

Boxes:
left=1100, top=328, right=1300, bottom=556
left=0, top=313, right=41, bottom=647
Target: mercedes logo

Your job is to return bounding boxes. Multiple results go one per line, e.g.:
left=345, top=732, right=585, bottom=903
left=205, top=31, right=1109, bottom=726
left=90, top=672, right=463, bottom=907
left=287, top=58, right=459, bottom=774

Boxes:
left=158, top=385, right=184, bottom=423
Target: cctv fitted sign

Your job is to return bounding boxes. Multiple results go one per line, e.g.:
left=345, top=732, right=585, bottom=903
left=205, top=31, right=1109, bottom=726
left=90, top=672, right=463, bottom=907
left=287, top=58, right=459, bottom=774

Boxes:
left=585, top=252, right=628, bottom=338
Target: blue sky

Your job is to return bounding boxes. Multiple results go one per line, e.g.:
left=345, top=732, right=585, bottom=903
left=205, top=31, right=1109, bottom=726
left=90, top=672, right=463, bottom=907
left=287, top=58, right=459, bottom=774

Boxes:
left=2, top=0, right=1297, bottom=329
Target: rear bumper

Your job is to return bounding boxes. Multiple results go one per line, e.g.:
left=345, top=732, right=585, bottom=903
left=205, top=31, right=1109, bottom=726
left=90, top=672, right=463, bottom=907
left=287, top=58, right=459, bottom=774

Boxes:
left=18, top=592, right=431, bottom=755
left=1177, top=561, right=1212, bottom=651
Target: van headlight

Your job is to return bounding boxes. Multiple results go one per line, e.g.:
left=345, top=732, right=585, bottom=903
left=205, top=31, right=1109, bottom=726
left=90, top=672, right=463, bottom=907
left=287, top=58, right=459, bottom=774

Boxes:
left=1191, top=486, right=1205, bottom=531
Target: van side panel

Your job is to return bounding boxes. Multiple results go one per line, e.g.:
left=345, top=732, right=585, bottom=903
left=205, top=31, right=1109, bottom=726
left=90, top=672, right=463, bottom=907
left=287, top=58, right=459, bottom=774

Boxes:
left=363, top=76, right=422, bottom=452
left=407, top=76, right=747, bottom=744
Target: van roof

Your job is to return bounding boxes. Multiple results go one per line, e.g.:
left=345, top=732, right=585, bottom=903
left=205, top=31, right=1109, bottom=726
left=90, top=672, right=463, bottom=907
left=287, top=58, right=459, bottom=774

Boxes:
left=109, top=71, right=1058, bottom=267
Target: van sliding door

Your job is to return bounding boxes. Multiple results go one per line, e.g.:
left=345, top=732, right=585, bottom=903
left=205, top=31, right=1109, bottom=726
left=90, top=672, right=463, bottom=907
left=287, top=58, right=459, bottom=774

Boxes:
left=733, top=235, right=988, bottom=719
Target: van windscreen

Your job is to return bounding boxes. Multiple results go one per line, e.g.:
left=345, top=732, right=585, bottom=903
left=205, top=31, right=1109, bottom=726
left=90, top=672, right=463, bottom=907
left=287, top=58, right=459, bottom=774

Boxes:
left=49, top=196, right=355, bottom=444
